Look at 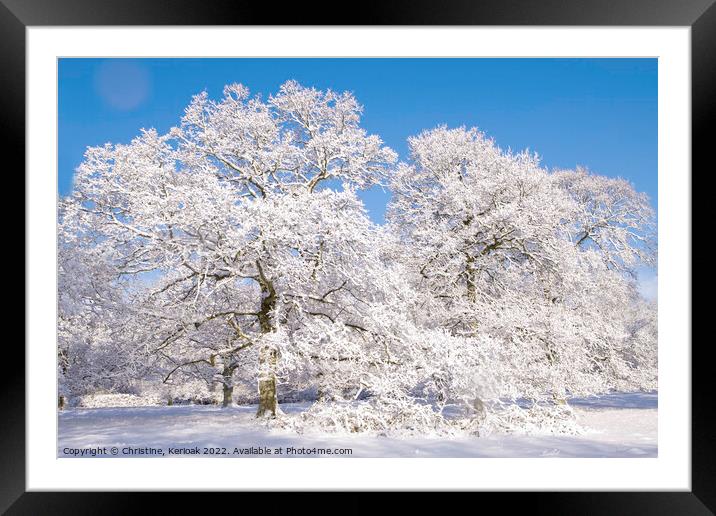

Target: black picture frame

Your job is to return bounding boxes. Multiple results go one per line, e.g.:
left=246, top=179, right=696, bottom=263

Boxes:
left=4, top=0, right=708, bottom=512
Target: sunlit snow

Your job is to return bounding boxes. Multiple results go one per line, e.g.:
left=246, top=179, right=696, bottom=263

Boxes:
left=59, top=392, right=656, bottom=458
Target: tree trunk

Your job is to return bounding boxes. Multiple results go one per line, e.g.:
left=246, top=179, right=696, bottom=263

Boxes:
left=316, top=372, right=327, bottom=402
left=255, top=260, right=278, bottom=418
left=465, top=253, right=476, bottom=303
left=256, top=346, right=278, bottom=417
left=221, top=364, right=234, bottom=408
left=472, top=397, right=486, bottom=423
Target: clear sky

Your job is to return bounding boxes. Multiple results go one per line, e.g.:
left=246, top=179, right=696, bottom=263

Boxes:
left=58, top=58, right=658, bottom=296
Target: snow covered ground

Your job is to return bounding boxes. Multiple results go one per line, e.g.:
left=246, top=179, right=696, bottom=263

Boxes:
left=58, top=392, right=656, bottom=458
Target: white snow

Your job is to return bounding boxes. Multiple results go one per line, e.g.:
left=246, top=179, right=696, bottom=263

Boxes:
left=58, top=392, right=656, bottom=458
left=75, top=393, right=164, bottom=408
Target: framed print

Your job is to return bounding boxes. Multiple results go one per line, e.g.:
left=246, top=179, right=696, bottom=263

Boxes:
left=5, top=0, right=710, bottom=512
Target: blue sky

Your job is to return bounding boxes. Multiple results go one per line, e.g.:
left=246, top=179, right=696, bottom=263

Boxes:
left=58, top=58, right=658, bottom=295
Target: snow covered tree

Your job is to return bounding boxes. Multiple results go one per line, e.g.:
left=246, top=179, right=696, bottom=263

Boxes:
left=554, top=166, right=656, bottom=273
left=387, top=126, right=657, bottom=426
left=57, top=221, right=156, bottom=403
left=60, top=81, right=397, bottom=417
